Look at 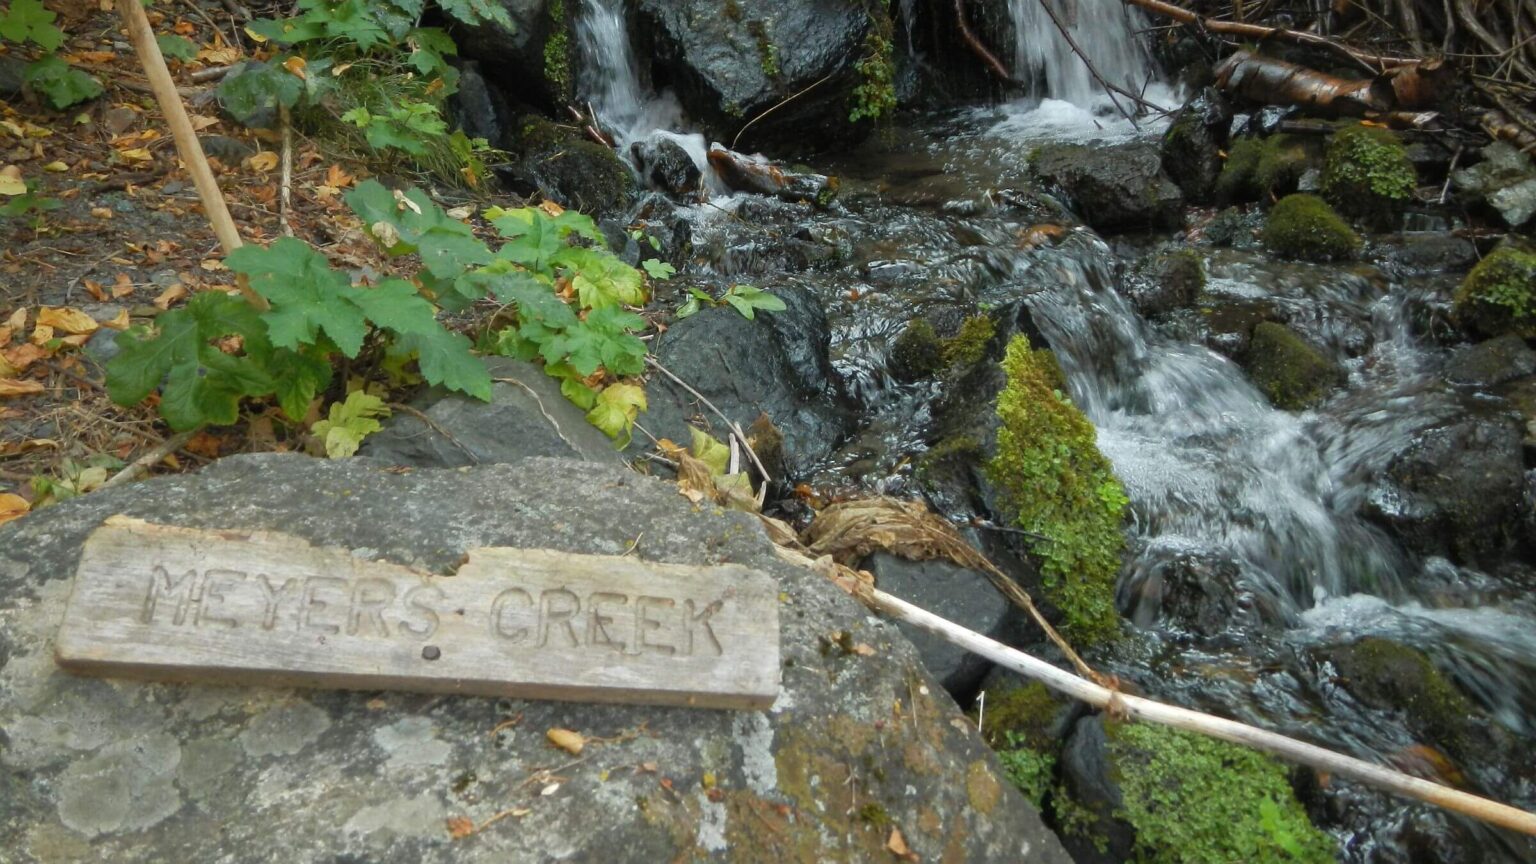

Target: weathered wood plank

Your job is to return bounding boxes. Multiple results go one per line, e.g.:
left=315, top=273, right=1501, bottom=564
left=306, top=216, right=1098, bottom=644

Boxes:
left=55, top=517, right=781, bottom=710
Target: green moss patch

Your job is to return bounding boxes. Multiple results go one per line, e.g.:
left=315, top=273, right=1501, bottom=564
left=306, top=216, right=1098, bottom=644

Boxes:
left=1330, top=637, right=1476, bottom=757
left=942, top=315, right=997, bottom=371
left=1108, top=723, right=1336, bottom=864
left=1453, top=245, right=1536, bottom=339
left=1244, top=322, right=1341, bottom=410
left=1263, top=194, right=1360, bottom=262
left=1321, top=125, right=1415, bottom=223
left=889, top=319, right=943, bottom=381
left=1216, top=136, right=1310, bottom=202
left=543, top=0, right=572, bottom=101
left=986, top=336, right=1128, bottom=646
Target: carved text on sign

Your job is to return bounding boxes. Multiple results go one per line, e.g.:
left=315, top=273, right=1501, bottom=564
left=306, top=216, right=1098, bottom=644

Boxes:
left=56, top=518, right=780, bottom=710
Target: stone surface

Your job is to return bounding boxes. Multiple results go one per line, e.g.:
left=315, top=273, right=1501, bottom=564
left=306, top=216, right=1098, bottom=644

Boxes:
left=631, top=134, right=703, bottom=199
left=1123, top=249, right=1204, bottom=319
left=632, top=0, right=877, bottom=154
left=0, top=454, right=1072, bottom=862
left=1444, top=335, right=1536, bottom=389
left=1031, top=142, right=1184, bottom=233
left=452, top=0, right=563, bottom=109
left=1453, top=143, right=1536, bottom=228
left=1159, top=88, right=1231, bottom=204
left=863, top=552, right=1025, bottom=701
left=632, top=283, right=854, bottom=479
left=1241, top=321, right=1342, bottom=410
left=361, top=358, right=622, bottom=468
left=497, top=115, right=636, bottom=217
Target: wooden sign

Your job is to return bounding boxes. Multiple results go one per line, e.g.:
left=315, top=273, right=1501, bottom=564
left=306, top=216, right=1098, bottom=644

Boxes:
left=55, top=517, right=781, bottom=710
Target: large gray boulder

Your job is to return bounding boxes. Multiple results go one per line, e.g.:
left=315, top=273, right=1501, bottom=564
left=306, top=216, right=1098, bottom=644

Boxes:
left=1030, top=142, right=1184, bottom=233
left=633, top=0, right=882, bottom=153
left=0, top=455, right=1071, bottom=862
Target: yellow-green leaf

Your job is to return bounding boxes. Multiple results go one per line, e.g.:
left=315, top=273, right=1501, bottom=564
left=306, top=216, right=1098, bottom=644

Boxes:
left=585, top=383, right=646, bottom=445
left=689, top=427, right=730, bottom=476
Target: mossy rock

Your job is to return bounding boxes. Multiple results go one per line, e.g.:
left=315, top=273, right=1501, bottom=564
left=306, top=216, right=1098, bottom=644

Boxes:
left=1263, top=194, right=1360, bottom=262
left=1329, top=637, right=1477, bottom=757
left=889, top=319, right=943, bottom=382
left=1215, top=137, right=1265, bottom=203
left=1215, top=135, right=1311, bottom=203
left=1321, top=125, right=1416, bottom=226
left=1126, top=248, right=1206, bottom=317
left=942, top=315, right=998, bottom=372
left=507, top=115, right=635, bottom=216
left=1243, top=322, right=1341, bottom=410
left=1452, top=244, right=1536, bottom=339
left=976, top=679, right=1075, bottom=809
left=986, top=336, right=1128, bottom=647
left=1103, top=722, right=1336, bottom=864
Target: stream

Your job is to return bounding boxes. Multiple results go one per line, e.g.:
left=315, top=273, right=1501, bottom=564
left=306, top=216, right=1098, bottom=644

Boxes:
left=572, top=1, right=1536, bottom=859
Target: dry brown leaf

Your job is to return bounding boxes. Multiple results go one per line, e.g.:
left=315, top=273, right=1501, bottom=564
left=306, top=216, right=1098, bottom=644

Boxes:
left=546, top=727, right=585, bottom=755
left=82, top=279, right=107, bottom=301
left=0, top=353, right=15, bottom=379
left=245, top=151, right=279, bottom=172
left=0, top=378, right=45, bottom=398
left=30, top=324, right=54, bottom=345
left=445, top=816, right=475, bottom=839
left=538, top=200, right=565, bottom=217
left=0, top=493, right=30, bottom=526
left=112, top=273, right=135, bottom=298
left=887, top=826, right=918, bottom=861
left=101, top=308, right=131, bottom=331
left=3, top=343, right=46, bottom=372
left=200, top=258, right=227, bottom=272
left=324, top=163, right=354, bottom=188
left=37, top=306, right=99, bottom=335
left=118, top=147, right=154, bottom=163
left=0, top=438, right=57, bottom=456
left=189, top=114, right=221, bottom=131
left=154, top=283, right=187, bottom=310
left=282, top=55, right=307, bottom=80
left=90, top=207, right=112, bottom=219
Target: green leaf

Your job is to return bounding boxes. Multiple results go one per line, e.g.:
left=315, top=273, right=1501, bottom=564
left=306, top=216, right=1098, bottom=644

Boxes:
left=272, top=346, right=332, bottom=420
left=24, top=57, right=103, bottom=109
left=245, top=16, right=326, bottom=44
left=722, top=284, right=786, bottom=320
left=677, top=296, right=699, bottom=319
left=557, top=246, right=646, bottom=309
left=437, top=0, right=513, bottom=29
left=395, top=328, right=491, bottom=400
left=352, top=277, right=439, bottom=336
left=641, top=258, right=676, bottom=280
left=217, top=61, right=303, bottom=125
left=559, top=375, right=598, bottom=410
left=586, top=383, right=646, bottom=445
left=490, top=207, right=564, bottom=273
left=311, top=390, right=391, bottom=458
left=0, top=0, right=62, bottom=51
left=690, top=427, right=730, bottom=475
left=156, top=34, right=198, bottom=61
left=105, top=292, right=276, bottom=431
left=229, top=237, right=371, bottom=357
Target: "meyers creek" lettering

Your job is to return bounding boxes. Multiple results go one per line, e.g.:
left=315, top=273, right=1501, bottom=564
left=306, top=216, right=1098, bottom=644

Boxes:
left=138, top=565, right=725, bottom=657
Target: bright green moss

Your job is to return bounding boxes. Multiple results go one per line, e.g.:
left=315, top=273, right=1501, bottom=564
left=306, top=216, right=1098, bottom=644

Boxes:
left=848, top=32, right=895, bottom=122
left=997, top=734, right=1055, bottom=807
left=1254, top=134, right=1308, bottom=195
left=1108, top=723, right=1335, bottom=864
left=1321, top=125, right=1415, bottom=222
left=941, top=315, right=996, bottom=370
left=1453, top=245, right=1536, bottom=338
left=1263, top=194, right=1360, bottom=262
left=544, top=0, right=571, bottom=100
left=986, top=336, right=1128, bottom=646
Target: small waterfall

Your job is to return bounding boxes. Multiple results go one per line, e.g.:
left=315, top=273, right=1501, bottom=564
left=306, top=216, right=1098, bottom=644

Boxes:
left=1007, top=0, right=1158, bottom=106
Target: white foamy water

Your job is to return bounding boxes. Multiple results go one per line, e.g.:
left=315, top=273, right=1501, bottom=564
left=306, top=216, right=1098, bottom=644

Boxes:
left=1008, top=0, right=1161, bottom=105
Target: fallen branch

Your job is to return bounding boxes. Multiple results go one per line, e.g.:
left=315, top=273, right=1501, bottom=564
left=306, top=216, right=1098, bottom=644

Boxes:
left=862, top=585, right=1536, bottom=837
left=1215, top=49, right=1393, bottom=114
left=100, top=430, right=195, bottom=489
left=1122, top=0, right=1419, bottom=71
left=278, top=104, right=294, bottom=237
left=953, top=0, right=1016, bottom=84
left=705, top=145, right=838, bottom=205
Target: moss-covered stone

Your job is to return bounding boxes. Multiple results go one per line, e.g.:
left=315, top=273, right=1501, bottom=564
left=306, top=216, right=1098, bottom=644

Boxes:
left=942, top=315, right=997, bottom=371
left=1215, top=137, right=1265, bottom=202
left=1452, top=244, right=1536, bottom=339
left=1263, top=193, right=1360, bottom=262
left=978, top=681, right=1069, bottom=808
left=986, top=336, right=1128, bottom=646
left=889, top=318, right=943, bottom=382
left=1321, top=125, right=1416, bottom=225
left=542, top=0, right=572, bottom=101
left=510, top=115, right=634, bottom=216
left=1127, top=248, right=1206, bottom=317
left=1105, top=722, right=1336, bottom=864
left=1330, top=637, right=1477, bottom=757
left=1216, top=135, right=1310, bottom=203
left=1244, top=322, right=1341, bottom=410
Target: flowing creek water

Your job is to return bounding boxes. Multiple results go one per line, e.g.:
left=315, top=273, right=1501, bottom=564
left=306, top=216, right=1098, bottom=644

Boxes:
left=573, top=4, right=1536, bottom=859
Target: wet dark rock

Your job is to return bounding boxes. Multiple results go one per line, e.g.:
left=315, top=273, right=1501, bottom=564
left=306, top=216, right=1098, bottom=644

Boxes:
left=632, top=0, right=880, bottom=154
left=1197, top=206, right=1263, bottom=249
left=1373, top=232, right=1479, bottom=277
left=1364, top=408, right=1530, bottom=567
left=500, top=115, right=635, bottom=216
left=1159, top=88, right=1231, bottom=204
left=1240, top=322, right=1342, bottom=410
left=1326, top=638, right=1479, bottom=758
left=1119, top=545, right=1277, bottom=640
left=0, top=454, right=1073, bottom=862
left=1030, top=142, right=1184, bottom=233
left=630, top=134, right=702, bottom=199
left=862, top=553, right=1024, bottom=701
left=1124, top=249, right=1205, bottom=318
left=631, top=283, right=853, bottom=479
left=198, top=135, right=256, bottom=164
left=360, top=358, right=623, bottom=467
left=1452, top=142, right=1536, bottom=229
left=1057, top=716, right=1137, bottom=864
left=453, top=0, right=566, bottom=109
left=1444, top=335, right=1536, bottom=389
left=447, top=61, right=516, bottom=152
left=0, top=55, right=26, bottom=100
left=888, top=318, right=944, bottom=382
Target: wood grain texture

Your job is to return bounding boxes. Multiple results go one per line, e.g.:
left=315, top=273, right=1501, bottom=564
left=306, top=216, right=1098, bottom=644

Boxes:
left=55, top=517, right=781, bottom=710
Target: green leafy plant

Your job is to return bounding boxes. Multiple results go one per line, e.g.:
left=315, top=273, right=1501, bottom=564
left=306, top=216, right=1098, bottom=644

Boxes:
left=1, top=178, right=62, bottom=230
left=848, top=32, right=895, bottom=123
left=311, top=390, right=391, bottom=457
left=676, top=283, right=786, bottom=320
left=0, top=0, right=102, bottom=109
left=156, top=34, right=198, bottom=62
left=223, top=0, right=504, bottom=185
left=107, top=180, right=653, bottom=443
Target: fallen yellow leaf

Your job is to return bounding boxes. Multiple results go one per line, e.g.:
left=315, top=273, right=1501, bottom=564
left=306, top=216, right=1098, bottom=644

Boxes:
left=38, top=307, right=100, bottom=335
left=0, top=379, right=45, bottom=398
left=119, top=147, right=154, bottom=163
left=189, top=114, right=221, bottom=131
left=3, top=343, right=45, bottom=372
left=91, top=207, right=113, bottom=219
left=546, top=727, right=585, bottom=755
left=30, top=324, right=54, bottom=345
left=44, top=161, right=68, bottom=172
left=324, top=163, right=354, bottom=188
left=0, top=493, right=30, bottom=526
left=199, top=258, right=227, bottom=272
left=282, top=56, right=307, bottom=80
left=154, top=284, right=187, bottom=310
left=112, top=273, right=135, bottom=298
left=0, top=353, right=15, bottom=378
left=101, top=308, right=131, bottom=330
left=0, top=166, right=25, bottom=196
left=246, top=151, right=279, bottom=172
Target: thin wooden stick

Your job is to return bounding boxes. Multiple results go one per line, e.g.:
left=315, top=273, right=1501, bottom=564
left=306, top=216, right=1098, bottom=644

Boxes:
left=100, top=430, right=195, bottom=489
left=865, top=587, right=1536, bottom=837
left=115, top=0, right=268, bottom=311
left=954, top=0, right=1017, bottom=83
left=279, top=104, right=295, bottom=237
left=644, top=356, right=772, bottom=485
